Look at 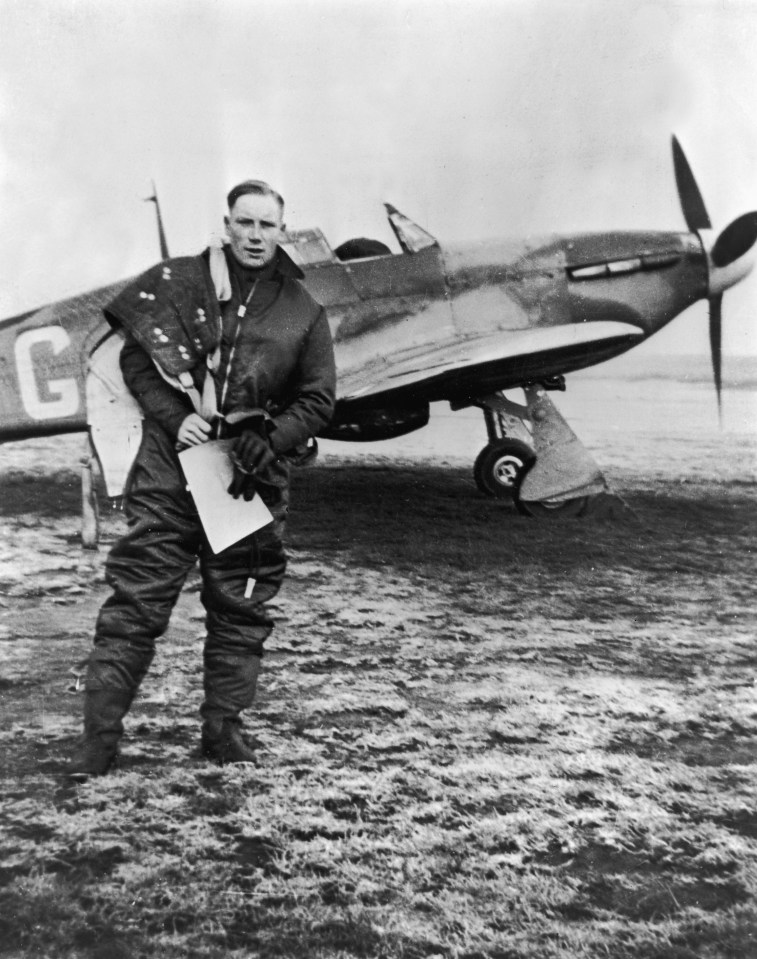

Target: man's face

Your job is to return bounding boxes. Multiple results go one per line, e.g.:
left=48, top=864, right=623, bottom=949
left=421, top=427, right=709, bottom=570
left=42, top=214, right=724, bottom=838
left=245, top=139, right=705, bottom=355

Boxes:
left=225, top=193, right=284, bottom=269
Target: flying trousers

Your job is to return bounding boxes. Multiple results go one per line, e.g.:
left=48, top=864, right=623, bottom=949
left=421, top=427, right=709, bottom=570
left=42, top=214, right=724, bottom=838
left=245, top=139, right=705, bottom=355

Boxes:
left=85, top=246, right=336, bottom=706
left=86, top=418, right=288, bottom=697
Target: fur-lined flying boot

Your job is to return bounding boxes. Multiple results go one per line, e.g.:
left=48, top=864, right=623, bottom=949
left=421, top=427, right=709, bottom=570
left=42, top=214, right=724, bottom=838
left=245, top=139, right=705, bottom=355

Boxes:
left=200, top=653, right=261, bottom=765
left=201, top=717, right=258, bottom=765
left=68, top=687, right=133, bottom=781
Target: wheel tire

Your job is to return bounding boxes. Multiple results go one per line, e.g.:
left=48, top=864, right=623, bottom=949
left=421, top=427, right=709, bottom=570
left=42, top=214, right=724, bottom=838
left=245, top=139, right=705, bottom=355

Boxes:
left=514, top=493, right=590, bottom=518
left=473, top=440, right=536, bottom=499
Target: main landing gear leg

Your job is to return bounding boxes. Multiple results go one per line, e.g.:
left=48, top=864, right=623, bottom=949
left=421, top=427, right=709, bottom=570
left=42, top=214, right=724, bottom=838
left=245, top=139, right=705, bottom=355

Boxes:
left=469, top=393, right=536, bottom=500
left=81, top=435, right=100, bottom=550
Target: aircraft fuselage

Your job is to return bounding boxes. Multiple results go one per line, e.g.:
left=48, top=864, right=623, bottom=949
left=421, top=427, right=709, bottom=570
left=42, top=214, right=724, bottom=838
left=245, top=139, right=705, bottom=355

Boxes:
left=0, top=229, right=709, bottom=442
left=317, top=229, right=708, bottom=407
left=0, top=283, right=124, bottom=440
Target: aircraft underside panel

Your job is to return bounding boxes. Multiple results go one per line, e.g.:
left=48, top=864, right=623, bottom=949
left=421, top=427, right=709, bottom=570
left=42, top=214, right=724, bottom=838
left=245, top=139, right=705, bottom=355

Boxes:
left=336, top=320, right=644, bottom=404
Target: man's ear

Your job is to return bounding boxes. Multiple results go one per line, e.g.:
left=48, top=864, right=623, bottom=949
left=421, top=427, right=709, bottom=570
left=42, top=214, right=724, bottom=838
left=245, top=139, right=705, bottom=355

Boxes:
left=223, top=215, right=230, bottom=234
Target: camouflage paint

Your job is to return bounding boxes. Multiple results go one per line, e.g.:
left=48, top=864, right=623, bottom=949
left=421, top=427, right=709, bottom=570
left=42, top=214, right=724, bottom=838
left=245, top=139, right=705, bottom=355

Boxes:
left=0, top=227, right=711, bottom=441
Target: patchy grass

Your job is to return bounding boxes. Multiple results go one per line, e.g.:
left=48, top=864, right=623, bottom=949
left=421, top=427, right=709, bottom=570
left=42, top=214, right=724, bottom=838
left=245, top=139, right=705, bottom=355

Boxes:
left=0, top=448, right=756, bottom=958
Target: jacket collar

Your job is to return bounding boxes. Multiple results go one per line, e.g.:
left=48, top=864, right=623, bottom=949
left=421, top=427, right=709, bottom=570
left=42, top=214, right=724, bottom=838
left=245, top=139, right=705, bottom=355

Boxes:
left=273, top=245, right=304, bottom=279
left=205, top=241, right=304, bottom=302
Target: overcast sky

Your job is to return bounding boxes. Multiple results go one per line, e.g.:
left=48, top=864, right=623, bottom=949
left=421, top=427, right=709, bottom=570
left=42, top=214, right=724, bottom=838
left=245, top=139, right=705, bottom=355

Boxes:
left=1, top=0, right=756, bottom=355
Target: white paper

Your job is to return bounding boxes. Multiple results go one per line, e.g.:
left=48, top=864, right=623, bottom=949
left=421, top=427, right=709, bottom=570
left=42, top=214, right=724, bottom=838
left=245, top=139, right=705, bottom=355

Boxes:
left=178, top=440, right=273, bottom=554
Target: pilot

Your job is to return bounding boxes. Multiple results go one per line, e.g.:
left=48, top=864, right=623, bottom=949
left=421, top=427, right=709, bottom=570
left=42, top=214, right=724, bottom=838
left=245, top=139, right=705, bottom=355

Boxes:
left=70, top=180, right=336, bottom=779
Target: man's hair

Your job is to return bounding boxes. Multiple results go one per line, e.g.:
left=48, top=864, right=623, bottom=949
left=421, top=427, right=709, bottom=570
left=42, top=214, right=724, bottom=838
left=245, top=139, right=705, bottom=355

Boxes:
left=226, top=179, right=285, bottom=216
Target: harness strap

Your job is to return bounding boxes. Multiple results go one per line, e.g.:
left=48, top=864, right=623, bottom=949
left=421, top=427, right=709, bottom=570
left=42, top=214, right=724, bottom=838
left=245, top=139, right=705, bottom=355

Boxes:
left=208, top=237, right=232, bottom=302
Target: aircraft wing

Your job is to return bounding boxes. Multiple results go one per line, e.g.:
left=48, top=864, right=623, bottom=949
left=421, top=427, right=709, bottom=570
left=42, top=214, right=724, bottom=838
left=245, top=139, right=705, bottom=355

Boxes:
left=336, top=320, right=644, bottom=402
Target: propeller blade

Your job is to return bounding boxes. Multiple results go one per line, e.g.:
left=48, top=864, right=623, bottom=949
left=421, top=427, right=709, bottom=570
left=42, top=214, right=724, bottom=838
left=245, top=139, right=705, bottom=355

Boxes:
left=709, top=293, right=723, bottom=423
left=672, top=135, right=711, bottom=232
left=711, top=211, right=757, bottom=267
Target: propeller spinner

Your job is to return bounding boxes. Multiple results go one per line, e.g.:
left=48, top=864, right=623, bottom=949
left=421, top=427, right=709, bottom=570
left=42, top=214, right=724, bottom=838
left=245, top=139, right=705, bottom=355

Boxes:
left=672, top=135, right=757, bottom=419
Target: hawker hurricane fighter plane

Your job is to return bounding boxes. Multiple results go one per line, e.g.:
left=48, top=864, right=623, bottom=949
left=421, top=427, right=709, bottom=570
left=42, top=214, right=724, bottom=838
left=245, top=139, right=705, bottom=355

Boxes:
left=1, top=138, right=755, bottom=543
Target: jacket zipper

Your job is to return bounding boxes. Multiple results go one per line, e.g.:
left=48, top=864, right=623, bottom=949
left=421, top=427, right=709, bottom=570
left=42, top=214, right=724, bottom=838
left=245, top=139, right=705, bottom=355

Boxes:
left=215, top=279, right=258, bottom=438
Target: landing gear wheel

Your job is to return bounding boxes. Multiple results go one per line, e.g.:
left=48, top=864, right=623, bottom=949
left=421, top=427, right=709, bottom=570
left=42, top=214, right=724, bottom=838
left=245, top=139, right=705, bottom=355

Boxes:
left=474, top=439, right=536, bottom=499
left=514, top=493, right=590, bottom=518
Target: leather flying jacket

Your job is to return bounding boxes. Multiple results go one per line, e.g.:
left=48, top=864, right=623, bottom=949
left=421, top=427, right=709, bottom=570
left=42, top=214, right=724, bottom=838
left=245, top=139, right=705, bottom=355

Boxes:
left=104, top=246, right=337, bottom=457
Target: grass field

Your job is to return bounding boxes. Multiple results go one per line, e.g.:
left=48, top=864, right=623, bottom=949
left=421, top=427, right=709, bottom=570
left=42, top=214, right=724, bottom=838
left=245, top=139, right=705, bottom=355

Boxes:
left=1, top=446, right=756, bottom=958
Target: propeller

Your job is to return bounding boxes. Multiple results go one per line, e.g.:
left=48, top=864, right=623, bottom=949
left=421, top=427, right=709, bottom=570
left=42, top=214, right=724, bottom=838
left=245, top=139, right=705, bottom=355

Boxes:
left=708, top=292, right=722, bottom=416
left=711, top=211, right=757, bottom=267
left=672, top=136, right=757, bottom=421
left=672, top=135, right=711, bottom=232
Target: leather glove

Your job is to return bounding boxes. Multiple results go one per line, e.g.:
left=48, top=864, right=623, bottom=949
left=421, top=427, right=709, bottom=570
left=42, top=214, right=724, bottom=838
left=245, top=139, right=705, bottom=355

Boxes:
left=227, top=429, right=276, bottom=501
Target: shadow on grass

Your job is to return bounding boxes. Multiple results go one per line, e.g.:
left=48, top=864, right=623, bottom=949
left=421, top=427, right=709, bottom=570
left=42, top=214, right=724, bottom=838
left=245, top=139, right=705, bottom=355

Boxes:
left=289, top=463, right=756, bottom=575
left=1, top=458, right=753, bottom=570
left=0, top=470, right=79, bottom=516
